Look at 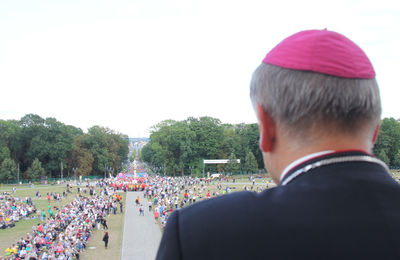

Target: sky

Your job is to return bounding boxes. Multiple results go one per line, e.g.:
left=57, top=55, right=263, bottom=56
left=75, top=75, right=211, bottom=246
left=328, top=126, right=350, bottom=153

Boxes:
left=1, top=0, right=399, bottom=137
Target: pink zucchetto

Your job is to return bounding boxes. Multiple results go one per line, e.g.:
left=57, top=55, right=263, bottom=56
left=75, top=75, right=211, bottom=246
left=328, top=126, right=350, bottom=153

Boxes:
left=263, top=29, right=375, bottom=79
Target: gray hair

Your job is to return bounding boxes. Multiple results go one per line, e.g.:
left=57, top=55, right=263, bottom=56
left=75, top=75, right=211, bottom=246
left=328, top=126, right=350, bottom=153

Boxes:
left=250, top=63, right=381, bottom=139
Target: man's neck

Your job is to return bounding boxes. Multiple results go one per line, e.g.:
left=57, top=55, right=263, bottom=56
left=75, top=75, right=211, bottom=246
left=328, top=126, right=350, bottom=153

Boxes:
left=272, top=134, right=373, bottom=184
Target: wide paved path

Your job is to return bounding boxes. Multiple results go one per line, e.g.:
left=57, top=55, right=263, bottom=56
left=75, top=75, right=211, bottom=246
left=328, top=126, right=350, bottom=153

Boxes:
left=122, top=191, right=162, bottom=260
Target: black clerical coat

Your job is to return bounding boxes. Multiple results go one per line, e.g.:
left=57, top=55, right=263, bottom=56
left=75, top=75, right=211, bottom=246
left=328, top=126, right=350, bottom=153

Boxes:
left=156, top=151, right=400, bottom=260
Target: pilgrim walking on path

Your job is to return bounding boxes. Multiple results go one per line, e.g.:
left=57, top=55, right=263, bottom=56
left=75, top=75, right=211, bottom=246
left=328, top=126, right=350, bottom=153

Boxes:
left=103, top=232, right=109, bottom=249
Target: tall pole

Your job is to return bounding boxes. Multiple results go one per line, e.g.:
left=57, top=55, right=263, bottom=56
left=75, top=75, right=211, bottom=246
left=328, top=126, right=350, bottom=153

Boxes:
left=202, top=160, right=205, bottom=178
left=61, top=162, right=63, bottom=182
left=104, top=164, right=106, bottom=179
left=17, top=163, right=20, bottom=184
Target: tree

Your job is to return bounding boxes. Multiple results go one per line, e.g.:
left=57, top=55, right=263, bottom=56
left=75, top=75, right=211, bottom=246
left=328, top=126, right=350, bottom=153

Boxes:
left=239, top=124, right=263, bottom=169
left=0, top=114, right=128, bottom=178
left=142, top=117, right=261, bottom=176
left=244, top=151, right=258, bottom=173
left=188, top=117, right=223, bottom=160
left=393, top=151, right=400, bottom=168
left=0, top=158, right=17, bottom=182
left=225, top=153, right=240, bottom=174
left=374, top=118, right=400, bottom=168
left=19, top=115, right=80, bottom=177
left=0, top=119, right=22, bottom=162
left=0, top=144, right=10, bottom=164
left=219, top=125, right=241, bottom=168
left=129, top=150, right=136, bottom=162
left=27, top=158, right=46, bottom=179
left=169, top=121, right=195, bottom=176
left=81, top=126, right=129, bottom=176
left=141, top=143, right=154, bottom=165
left=67, top=136, right=94, bottom=176
left=141, top=116, right=400, bottom=174
left=378, top=150, right=390, bottom=166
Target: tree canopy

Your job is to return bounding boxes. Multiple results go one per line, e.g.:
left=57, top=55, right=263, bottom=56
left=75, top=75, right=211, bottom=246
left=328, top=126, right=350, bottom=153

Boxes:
left=142, top=116, right=400, bottom=176
left=27, top=158, right=46, bottom=179
left=0, top=158, right=17, bottom=182
left=0, top=114, right=129, bottom=182
left=141, top=116, right=263, bottom=176
left=374, top=118, right=400, bottom=168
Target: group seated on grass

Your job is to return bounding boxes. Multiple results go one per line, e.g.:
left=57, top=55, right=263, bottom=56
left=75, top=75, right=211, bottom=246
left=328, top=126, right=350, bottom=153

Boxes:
left=3, top=183, right=121, bottom=260
left=0, top=196, right=37, bottom=229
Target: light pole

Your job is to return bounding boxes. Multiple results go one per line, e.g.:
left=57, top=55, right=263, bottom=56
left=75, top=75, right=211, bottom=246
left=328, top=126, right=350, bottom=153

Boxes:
left=60, top=161, right=63, bottom=182
left=72, top=167, right=78, bottom=179
left=104, top=165, right=113, bottom=178
left=163, top=163, right=166, bottom=176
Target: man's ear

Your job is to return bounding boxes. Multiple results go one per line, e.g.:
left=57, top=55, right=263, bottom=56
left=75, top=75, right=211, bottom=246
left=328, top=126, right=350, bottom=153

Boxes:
left=257, top=104, right=276, bottom=152
left=372, top=123, right=381, bottom=144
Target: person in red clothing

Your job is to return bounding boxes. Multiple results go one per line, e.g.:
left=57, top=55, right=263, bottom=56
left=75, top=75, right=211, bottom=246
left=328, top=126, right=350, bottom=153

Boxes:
left=37, top=224, right=43, bottom=233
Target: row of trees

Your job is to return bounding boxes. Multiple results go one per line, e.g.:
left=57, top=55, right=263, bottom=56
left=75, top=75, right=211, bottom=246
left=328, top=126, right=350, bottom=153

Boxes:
left=0, top=114, right=129, bottom=182
left=140, top=117, right=262, bottom=176
left=141, top=116, right=400, bottom=176
left=129, top=149, right=141, bottom=162
left=374, top=118, right=400, bottom=167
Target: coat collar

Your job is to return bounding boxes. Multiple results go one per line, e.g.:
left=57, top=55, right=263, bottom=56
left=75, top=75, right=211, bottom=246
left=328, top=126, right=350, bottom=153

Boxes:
left=280, top=150, right=381, bottom=186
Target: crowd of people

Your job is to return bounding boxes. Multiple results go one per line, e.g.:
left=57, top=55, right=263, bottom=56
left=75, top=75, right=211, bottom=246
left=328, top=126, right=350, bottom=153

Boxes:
left=1, top=173, right=264, bottom=258
left=109, top=174, right=266, bottom=229
left=108, top=176, right=148, bottom=192
left=3, top=182, right=122, bottom=259
left=143, top=176, right=225, bottom=228
left=0, top=195, right=37, bottom=229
